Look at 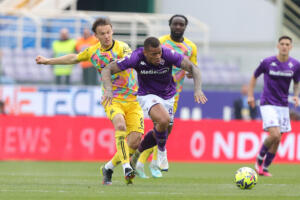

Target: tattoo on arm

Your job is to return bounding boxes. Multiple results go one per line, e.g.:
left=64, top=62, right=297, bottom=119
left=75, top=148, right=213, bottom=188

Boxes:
left=101, top=61, right=122, bottom=91
left=180, top=57, right=202, bottom=91
left=180, top=58, right=193, bottom=74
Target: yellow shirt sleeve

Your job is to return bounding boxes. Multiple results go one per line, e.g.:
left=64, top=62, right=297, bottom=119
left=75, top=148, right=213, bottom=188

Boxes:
left=76, top=42, right=99, bottom=62
left=120, top=41, right=132, bottom=57
left=77, top=47, right=91, bottom=62
left=190, top=42, right=198, bottom=66
left=159, top=35, right=167, bottom=44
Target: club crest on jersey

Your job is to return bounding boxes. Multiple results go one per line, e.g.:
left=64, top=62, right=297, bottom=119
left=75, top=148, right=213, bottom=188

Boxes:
left=270, top=62, right=277, bottom=67
left=160, top=59, right=165, bottom=65
left=140, top=61, right=146, bottom=66
left=288, top=62, right=294, bottom=68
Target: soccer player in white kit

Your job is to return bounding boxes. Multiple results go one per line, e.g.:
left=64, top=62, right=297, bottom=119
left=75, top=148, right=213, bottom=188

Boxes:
left=248, top=36, right=300, bottom=176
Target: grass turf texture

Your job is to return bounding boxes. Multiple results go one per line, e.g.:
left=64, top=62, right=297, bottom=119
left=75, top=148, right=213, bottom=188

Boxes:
left=0, top=162, right=299, bottom=200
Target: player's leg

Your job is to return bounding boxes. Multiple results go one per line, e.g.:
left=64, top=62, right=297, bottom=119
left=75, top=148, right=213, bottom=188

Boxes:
left=131, top=95, right=171, bottom=170
left=102, top=132, right=140, bottom=184
left=147, top=146, right=163, bottom=178
left=149, top=96, right=177, bottom=175
left=123, top=101, right=145, bottom=183
left=125, top=101, right=144, bottom=156
left=112, top=114, right=132, bottom=170
left=263, top=106, right=290, bottom=176
left=255, top=105, right=281, bottom=176
left=101, top=101, right=131, bottom=185
left=147, top=95, right=174, bottom=171
left=258, top=127, right=280, bottom=176
left=262, top=134, right=281, bottom=177
left=155, top=96, right=175, bottom=171
left=149, top=103, right=170, bottom=170
left=131, top=108, right=169, bottom=172
left=136, top=147, right=153, bottom=178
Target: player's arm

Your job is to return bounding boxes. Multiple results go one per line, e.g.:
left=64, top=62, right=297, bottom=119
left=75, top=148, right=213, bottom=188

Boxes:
left=101, top=61, right=123, bottom=106
left=293, top=82, right=299, bottom=107
left=180, top=57, right=207, bottom=104
left=36, top=54, right=79, bottom=65
left=247, top=75, right=257, bottom=108
left=248, top=59, right=265, bottom=108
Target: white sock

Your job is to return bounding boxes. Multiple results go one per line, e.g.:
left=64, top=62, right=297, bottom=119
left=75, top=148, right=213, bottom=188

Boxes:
left=122, top=162, right=131, bottom=174
left=105, top=161, right=115, bottom=171
left=257, top=154, right=264, bottom=160
left=136, top=161, right=144, bottom=169
left=151, top=159, right=157, bottom=166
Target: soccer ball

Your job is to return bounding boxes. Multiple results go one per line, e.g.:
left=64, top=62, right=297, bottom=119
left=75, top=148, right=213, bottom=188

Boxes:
left=234, top=167, right=258, bottom=189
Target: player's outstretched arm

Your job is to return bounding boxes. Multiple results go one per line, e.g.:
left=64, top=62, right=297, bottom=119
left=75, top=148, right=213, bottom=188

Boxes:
left=101, top=61, right=123, bottom=106
left=35, top=54, right=79, bottom=65
left=293, top=82, right=300, bottom=107
left=180, top=57, right=207, bottom=104
left=247, top=75, right=257, bottom=108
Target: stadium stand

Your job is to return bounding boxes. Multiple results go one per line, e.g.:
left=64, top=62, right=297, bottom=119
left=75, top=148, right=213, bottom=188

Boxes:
left=284, top=0, right=300, bottom=38
left=0, top=7, right=247, bottom=86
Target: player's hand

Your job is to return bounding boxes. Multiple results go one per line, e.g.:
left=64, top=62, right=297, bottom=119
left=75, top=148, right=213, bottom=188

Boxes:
left=293, top=96, right=299, bottom=107
left=35, top=55, right=49, bottom=64
left=248, top=96, right=255, bottom=108
left=194, top=90, right=207, bottom=104
left=101, top=89, right=113, bottom=107
left=186, top=72, right=193, bottom=79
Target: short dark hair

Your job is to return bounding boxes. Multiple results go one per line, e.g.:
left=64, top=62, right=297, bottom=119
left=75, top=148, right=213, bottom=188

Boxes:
left=144, top=37, right=160, bottom=50
left=169, top=14, right=188, bottom=26
left=278, top=35, right=292, bottom=43
left=92, top=17, right=112, bottom=33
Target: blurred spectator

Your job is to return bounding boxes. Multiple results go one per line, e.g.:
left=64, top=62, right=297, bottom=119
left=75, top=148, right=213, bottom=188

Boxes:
left=0, top=49, right=2, bottom=73
left=0, top=100, right=5, bottom=115
left=233, top=84, right=258, bottom=120
left=52, top=28, right=76, bottom=85
left=290, top=109, right=300, bottom=121
left=76, top=27, right=99, bottom=85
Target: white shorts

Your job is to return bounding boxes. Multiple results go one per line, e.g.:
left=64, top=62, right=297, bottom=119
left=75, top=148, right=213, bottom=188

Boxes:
left=137, top=94, right=175, bottom=125
left=260, top=105, right=291, bottom=133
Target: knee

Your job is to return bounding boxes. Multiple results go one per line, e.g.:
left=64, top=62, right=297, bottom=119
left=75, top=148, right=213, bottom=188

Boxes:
left=273, top=134, right=281, bottom=144
left=127, top=132, right=142, bottom=149
left=157, top=117, right=170, bottom=130
left=115, top=123, right=126, bottom=132
left=270, top=132, right=281, bottom=144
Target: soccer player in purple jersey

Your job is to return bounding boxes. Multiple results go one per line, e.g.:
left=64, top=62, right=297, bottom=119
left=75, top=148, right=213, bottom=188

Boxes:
left=101, top=36, right=207, bottom=171
left=136, top=14, right=198, bottom=178
left=248, top=36, right=300, bottom=176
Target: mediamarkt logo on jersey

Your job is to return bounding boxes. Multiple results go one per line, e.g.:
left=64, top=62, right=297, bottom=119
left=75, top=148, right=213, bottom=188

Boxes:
left=140, top=67, right=170, bottom=75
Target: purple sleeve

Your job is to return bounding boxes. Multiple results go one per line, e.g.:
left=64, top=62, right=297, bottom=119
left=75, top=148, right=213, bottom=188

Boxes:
left=163, top=47, right=184, bottom=67
left=293, top=64, right=300, bottom=83
left=116, top=52, right=138, bottom=71
left=254, top=59, right=266, bottom=78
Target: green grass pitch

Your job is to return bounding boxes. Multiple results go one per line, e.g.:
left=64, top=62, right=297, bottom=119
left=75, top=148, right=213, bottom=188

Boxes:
left=0, top=161, right=299, bottom=200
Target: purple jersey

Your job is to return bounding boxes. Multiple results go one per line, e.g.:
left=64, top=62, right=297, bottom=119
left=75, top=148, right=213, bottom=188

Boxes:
left=117, top=47, right=184, bottom=99
left=254, top=56, right=300, bottom=106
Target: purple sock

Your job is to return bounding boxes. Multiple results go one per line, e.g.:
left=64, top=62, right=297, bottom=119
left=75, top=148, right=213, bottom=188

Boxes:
left=154, top=128, right=168, bottom=151
left=263, top=152, right=275, bottom=169
left=138, top=130, right=157, bottom=153
left=258, top=144, right=269, bottom=158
